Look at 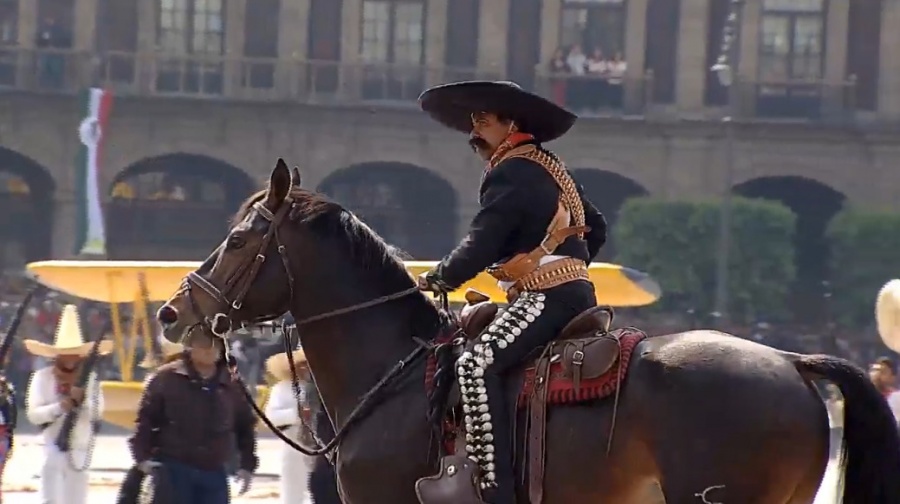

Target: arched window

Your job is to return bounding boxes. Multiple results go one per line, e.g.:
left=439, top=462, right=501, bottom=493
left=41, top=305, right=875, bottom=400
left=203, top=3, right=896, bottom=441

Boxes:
left=107, top=154, right=253, bottom=260
left=318, top=162, right=457, bottom=259
left=0, top=149, right=55, bottom=270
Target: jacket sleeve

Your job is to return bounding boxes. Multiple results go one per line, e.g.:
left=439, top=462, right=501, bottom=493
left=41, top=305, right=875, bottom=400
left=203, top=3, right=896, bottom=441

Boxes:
left=128, top=372, right=165, bottom=463
left=576, top=184, right=607, bottom=261
left=25, top=368, right=64, bottom=426
left=433, top=164, right=523, bottom=289
left=263, top=381, right=299, bottom=429
left=233, top=383, right=260, bottom=473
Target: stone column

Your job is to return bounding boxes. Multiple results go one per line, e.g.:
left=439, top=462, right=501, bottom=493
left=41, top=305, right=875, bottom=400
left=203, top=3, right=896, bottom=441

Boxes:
left=73, top=0, right=97, bottom=50
left=16, top=0, right=37, bottom=88
left=277, top=0, right=311, bottom=99
left=476, top=0, right=509, bottom=76
left=340, top=0, right=362, bottom=100
left=736, top=0, right=761, bottom=115
left=623, top=0, right=648, bottom=112
left=878, top=0, right=900, bottom=117
left=539, top=0, right=562, bottom=66
left=675, top=0, right=710, bottom=111
left=823, top=0, right=849, bottom=116
left=135, top=0, right=158, bottom=93
left=224, top=0, right=247, bottom=97
left=424, top=0, right=448, bottom=86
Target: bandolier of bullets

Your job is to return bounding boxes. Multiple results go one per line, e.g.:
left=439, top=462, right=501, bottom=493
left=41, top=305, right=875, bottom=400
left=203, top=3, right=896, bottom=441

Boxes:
left=514, top=149, right=586, bottom=237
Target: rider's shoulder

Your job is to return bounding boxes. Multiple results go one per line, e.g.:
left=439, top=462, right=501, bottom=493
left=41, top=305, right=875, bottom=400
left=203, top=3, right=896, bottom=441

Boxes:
left=155, top=360, right=186, bottom=377
left=491, top=154, right=546, bottom=180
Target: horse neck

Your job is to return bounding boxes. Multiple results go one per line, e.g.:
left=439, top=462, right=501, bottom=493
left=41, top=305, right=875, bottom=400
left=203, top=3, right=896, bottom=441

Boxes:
left=290, top=263, right=440, bottom=426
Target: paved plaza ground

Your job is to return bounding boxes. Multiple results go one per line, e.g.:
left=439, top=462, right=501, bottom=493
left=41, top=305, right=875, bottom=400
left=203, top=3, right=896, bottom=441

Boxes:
left=2, top=429, right=842, bottom=503
left=3, top=432, right=284, bottom=503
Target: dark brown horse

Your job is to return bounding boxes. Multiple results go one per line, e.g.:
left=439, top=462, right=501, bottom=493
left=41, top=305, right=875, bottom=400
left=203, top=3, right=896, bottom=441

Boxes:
left=157, top=160, right=900, bottom=504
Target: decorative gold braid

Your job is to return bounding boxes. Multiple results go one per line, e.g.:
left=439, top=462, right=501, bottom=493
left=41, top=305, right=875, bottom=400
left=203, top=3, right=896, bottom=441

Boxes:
left=511, top=150, right=586, bottom=237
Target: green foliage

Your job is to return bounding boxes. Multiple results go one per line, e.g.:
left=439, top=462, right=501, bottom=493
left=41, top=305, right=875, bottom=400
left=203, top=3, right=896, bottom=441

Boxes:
left=613, top=197, right=796, bottom=322
left=826, top=209, right=900, bottom=326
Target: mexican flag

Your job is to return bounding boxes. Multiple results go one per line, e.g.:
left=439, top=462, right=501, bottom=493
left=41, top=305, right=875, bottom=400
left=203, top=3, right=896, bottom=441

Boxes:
left=74, top=88, right=113, bottom=257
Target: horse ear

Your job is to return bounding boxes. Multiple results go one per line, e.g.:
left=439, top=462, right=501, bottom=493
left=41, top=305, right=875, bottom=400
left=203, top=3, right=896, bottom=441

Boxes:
left=291, top=167, right=302, bottom=187
left=267, top=158, right=291, bottom=208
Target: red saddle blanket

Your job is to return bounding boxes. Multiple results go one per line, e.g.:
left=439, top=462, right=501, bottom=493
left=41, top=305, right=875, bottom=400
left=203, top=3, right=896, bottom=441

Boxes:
left=425, top=328, right=646, bottom=407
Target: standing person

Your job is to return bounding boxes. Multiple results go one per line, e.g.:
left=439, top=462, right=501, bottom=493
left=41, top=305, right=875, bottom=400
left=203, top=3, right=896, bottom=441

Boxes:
left=264, top=348, right=316, bottom=504
left=117, top=336, right=184, bottom=504
left=24, top=305, right=111, bottom=504
left=416, top=81, right=606, bottom=503
left=0, top=375, right=15, bottom=504
left=129, top=333, right=258, bottom=504
left=869, top=356, right=900, bottom=424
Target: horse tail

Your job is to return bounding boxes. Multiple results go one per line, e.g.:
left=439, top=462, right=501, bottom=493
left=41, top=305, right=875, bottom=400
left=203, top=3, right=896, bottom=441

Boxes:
left=791, top=354, right=900, bottom=504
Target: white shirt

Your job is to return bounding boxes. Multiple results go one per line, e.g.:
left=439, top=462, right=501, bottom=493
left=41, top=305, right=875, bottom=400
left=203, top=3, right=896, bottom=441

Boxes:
left=607, top=61, right=627, bottom=84
left=26, top=367, right=104, bottom=449
left=887, top=390, right=900, bottom=425
left=566, top=53, right=587, bottom=75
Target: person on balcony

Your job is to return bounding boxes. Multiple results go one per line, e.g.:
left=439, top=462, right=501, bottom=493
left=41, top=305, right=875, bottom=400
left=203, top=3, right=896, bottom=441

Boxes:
left=35, top=16, right=71, bottom=89
left=606, top=51, right=627, bottom=109
left=547, top=48, right=569, bottom=106
left=585, top=48, right=610, bottom=111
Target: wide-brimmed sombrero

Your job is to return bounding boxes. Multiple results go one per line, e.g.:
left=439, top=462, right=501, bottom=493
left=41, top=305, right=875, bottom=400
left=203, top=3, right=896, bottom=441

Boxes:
left=266, top=349, right=307, bottom=381
left=139, top=336, right=184, bottom=369
left=23, top=304, right=114, bottom=358
left=418, top=81, right=577, bottom=143
left=877, top=279, right=900, bottom=352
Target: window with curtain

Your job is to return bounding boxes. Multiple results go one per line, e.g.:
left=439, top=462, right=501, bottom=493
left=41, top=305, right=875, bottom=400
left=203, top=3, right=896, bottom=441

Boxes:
left=360, top=0, right=424, bottom=65
left=158, top=0, right=223, bottom=54
left=758, top=0, right=825, bottom=83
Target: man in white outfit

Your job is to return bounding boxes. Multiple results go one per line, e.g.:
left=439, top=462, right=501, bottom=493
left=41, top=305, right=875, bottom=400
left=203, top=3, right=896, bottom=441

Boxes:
left=24, top=304, right=111, bottom=504
left=264, top=348, right=315, bottom=504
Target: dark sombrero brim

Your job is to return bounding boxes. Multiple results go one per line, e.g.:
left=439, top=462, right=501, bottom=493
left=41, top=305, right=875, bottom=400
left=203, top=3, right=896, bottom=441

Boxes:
left=418, top=81, right=577, bottom=143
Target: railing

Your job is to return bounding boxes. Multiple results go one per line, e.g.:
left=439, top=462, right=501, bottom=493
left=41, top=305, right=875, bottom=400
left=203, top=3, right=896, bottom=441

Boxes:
left=0, top=47, right=863, bottom=123
left=533, top=70, right=653, bottom=116
left=740, top=76, right=858, bottom=123
left=0, top=47, right=502, bottom=106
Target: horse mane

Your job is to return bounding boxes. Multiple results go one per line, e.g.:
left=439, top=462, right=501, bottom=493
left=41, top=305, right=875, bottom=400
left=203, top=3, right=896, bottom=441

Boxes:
left=233, top=187, right=419, bottom=294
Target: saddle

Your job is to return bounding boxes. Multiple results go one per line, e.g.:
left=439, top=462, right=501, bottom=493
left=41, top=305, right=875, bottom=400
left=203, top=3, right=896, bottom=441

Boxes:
left=419, top=289, right=641, bottom=504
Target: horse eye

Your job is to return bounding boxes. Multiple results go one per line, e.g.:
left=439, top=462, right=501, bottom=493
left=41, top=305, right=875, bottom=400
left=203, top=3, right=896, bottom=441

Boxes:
left=227, top=235, right=246, bottom=249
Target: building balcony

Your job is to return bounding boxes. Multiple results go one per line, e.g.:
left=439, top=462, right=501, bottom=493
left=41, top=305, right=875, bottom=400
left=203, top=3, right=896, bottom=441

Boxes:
left=0, top=47, right=501, bottom=106
left=734, top=76, right=858, bottom=124
left=0, top=47, right=861, bottom=125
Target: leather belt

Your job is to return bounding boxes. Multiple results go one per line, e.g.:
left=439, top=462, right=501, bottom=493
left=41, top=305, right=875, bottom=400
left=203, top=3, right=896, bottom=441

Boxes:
left=505, top=258, right=589, bottom=303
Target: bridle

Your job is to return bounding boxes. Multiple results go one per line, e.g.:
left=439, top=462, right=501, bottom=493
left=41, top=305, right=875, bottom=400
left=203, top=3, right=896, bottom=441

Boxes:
left=182, top=197, right=296, bottom=339
left=175, top=194, right=438, bottom=457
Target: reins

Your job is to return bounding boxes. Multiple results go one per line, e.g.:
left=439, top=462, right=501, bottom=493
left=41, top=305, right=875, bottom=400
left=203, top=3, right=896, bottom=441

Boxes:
left=181, top=191, right=444, bottom=457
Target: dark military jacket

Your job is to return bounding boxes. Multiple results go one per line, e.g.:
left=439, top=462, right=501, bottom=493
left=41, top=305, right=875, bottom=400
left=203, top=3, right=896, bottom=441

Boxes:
left=433, top=144, right=607, bottom=289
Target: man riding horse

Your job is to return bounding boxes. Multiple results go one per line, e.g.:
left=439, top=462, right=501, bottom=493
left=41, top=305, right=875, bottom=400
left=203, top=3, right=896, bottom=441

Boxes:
left=416, top=81, right=607, bottom=504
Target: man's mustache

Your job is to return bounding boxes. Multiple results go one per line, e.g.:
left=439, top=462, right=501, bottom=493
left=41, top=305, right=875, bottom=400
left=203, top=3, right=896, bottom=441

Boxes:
left=468, top=135, right=489, bottom=151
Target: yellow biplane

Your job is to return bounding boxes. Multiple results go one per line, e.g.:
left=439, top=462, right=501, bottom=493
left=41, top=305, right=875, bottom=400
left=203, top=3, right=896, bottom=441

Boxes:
left=26, top=259, right=661, bottom=431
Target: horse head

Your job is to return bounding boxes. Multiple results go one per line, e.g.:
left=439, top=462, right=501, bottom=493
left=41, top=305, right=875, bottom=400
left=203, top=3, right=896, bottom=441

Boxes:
left=157, top=158, right=304, bottom=342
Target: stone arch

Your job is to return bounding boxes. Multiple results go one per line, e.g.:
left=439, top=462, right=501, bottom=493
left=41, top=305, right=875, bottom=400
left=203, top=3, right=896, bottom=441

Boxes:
left=732, top=175, right=847, bottom=322
left=107, top=153, right=255, bottom=260
left=0, top=147, right=55, bottom=268
left=317, top=162, right=458, bottom=260
left=571, top=168, right=650, bottom=261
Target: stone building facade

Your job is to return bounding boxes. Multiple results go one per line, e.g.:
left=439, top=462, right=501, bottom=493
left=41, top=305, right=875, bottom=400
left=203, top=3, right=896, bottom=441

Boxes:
left=0, top=0, right=897, bottom=268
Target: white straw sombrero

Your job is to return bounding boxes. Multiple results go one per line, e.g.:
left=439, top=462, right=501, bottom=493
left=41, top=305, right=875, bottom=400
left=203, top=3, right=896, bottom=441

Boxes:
left=876, top=279, right=900, bottom=353
left=23, top=304, right=114, bottom=358
left=265, top=349, right=307, bottom=381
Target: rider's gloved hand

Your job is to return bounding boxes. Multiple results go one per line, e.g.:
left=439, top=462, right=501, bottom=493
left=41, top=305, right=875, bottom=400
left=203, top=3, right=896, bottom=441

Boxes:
left=234, top=469, right=253, bottom=495
left=417, top=271, right=451, bottom=293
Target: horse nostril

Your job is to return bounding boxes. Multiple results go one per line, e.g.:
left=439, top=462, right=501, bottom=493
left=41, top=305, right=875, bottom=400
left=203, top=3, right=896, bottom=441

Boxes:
left=157, top=305, right=179, bottom=326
